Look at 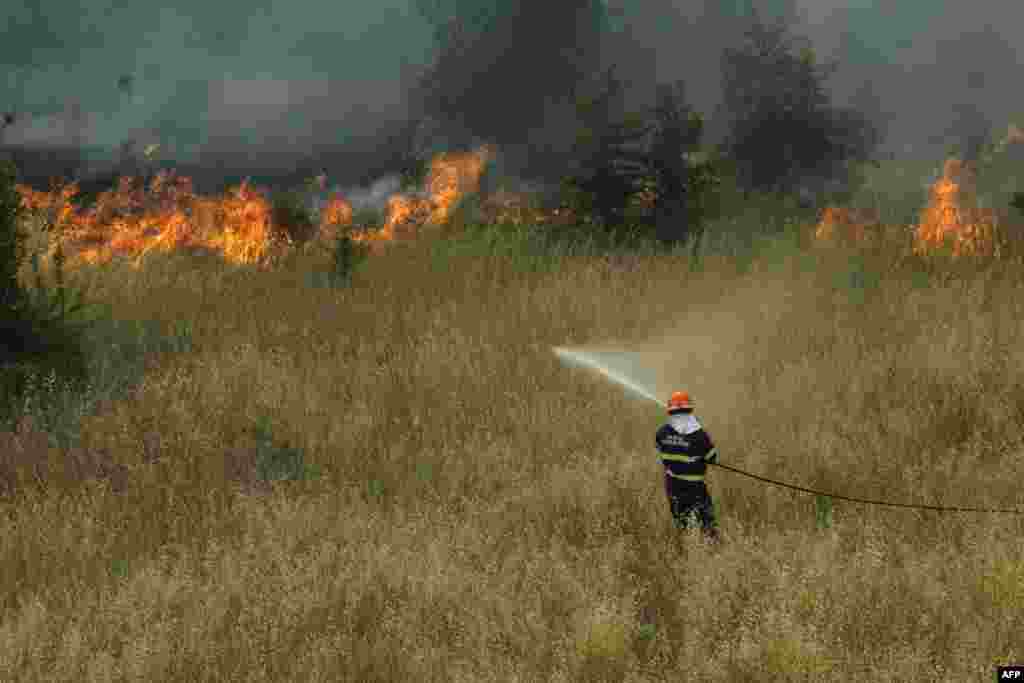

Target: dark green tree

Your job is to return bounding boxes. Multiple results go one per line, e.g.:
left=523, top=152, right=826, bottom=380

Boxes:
left=562, top=70, right=722, bottom=248
left=0, top=161, right=28, bottom=317
left=564, top=67, right=651, bottom=232
left=647, top=81, right=710, bottom=245
left=717, top=11, right=880, bottom=199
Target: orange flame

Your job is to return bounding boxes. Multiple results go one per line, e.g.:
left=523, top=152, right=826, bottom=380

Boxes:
left=11, top=143, right=501, bottom=269
left=424, top=144, right=492, bottom=225
left=320, top=195, right=353, bottom=229
left=814, top=206, right=882, bottom=244
left=15, top=171, right=286, bottom=269
left=380, top=194, right=432, bottom=240
left=360, top=144, right=495, bottom=243
left=913, top=158, right=998, bottom=257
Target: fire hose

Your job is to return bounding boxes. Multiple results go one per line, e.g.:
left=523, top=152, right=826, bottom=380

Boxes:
left=706, top=461, right=1024, bottom=515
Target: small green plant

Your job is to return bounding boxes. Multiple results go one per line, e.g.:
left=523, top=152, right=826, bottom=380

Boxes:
left=327, top=233, right=370, bottom=287
left=167, top=319, right=194, bottom=354
left=415, top=462, right=434, bottom=483
left=1010, top=191, right=1024, bottom=216
left=350, top=206, right=384, bottom=231
left=909, top=268, right=931, bottom=290
left=270, top=190, right=317, bottom=246
left=367, top=478, right=385, bottom=499
left=110, top=558, right=130, bottom=580
left=636, top=623, right=657, bottom=642
left=834, top=256, right=880, bottom=306
left=815, top=495, right=833, bottom=530
left=250, top=414, right=319, bottom=483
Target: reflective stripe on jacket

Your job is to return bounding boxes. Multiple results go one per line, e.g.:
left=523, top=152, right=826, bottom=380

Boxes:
left=656, top=422, right=718, bottom=482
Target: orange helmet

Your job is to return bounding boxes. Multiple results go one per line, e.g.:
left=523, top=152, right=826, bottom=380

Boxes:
left=667, top=391, right=694, bottom=414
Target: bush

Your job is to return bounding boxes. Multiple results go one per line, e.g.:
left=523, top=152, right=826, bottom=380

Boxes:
left=0, top=160, right=102, bottom=429
left=327, top=232, right=370, bottom=287
left=1011, top=191, right=1024, bottom=217
left=351, top=206, right=385, bottom=231
left=250, top=414, right=320, bottom=483
left=269, top=190, right=317, bottom=246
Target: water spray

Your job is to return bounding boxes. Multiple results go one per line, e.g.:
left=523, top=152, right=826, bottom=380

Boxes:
left=552, top=347, right=662, bottom=406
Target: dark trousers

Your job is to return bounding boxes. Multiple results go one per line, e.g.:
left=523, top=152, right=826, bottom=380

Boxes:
left=664, top=476, right=720, bottom=542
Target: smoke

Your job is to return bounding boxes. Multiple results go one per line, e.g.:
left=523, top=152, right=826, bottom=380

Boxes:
left=338, top=175, right=405, bottom=213
left=3, top=1, right=1023, bottom=191
left=306, top=174, right=406, bottom=220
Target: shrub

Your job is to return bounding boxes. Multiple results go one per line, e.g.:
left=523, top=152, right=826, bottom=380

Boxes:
left=350, top=206, right=385, bottom=231
left=0, top=160, right=102, bottom=428
left=562, top=67, right=647, bottom=233
left=1010, top=191, right=1024, bottom=217
left=269, top=189, right=317, bottom=246
left=250, top=414, right=320, bottom=483
left=327, top=232, right=370, bottom=287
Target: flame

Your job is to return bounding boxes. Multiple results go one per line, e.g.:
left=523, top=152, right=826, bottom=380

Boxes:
left=15, top=171, right=286, bottom=270
left=814, top=156, right=1004, bottom=259
left=320, top=195, right=353, bottom=228
left=912, top=158, right=998, bottom=257
left=424, top=144, right=492, bottom=225
left=361, top=144, right=495, bottom=243
left=814, top=206, right=881, bottom=244
left=9, top=142, right=508, bottom=269
left=15, top=178, right=80, bottom=232
left=380, top=194, right=432, bottom=240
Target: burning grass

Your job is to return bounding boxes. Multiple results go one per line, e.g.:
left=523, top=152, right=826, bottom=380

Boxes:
left=12, top=144, right=502, bottom=273
left=815, top=150, right=1024, bottom=261
left=912, top=158, right=1000, bottom=257
left=14, top=172, right=289, bottom=270
left=814, top=206, right=883, bottom=245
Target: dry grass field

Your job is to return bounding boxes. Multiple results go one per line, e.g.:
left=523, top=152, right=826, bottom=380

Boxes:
left=2, top=159, right=1024, bottom=681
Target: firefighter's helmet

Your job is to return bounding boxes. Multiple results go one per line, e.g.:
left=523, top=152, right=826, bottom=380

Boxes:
left=667, top=391, right=694, bottom=414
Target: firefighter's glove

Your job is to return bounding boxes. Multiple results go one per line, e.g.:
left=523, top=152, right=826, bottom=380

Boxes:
left=704, top=450, right=719, bottom=465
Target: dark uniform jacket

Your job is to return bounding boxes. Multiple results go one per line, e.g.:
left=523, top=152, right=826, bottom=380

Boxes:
left=655, top=418, right=719, bottom=482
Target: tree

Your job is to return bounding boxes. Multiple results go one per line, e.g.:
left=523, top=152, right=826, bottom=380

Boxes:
left=562, top=71, right=721, bottom=247
left=717, top=11, right=879, bottom=200
left=563, top=67, right=650, bottom=232
left=647, top=81, right=707, bottom=244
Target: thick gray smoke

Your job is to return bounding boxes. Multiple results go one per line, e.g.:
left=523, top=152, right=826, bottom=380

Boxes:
left=305, top=174, right=406, bottom=223
left=2, top=0, right=1022, bottom=192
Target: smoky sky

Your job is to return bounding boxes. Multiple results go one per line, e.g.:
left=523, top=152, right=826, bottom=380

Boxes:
left=2, top=0, right=1022, bottom=191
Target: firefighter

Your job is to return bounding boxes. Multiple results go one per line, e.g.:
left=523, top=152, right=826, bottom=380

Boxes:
left=656, top=391, right=721, bottom=543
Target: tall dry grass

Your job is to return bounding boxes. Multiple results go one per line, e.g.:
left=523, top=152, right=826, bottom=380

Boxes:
left=2, top=209, right=1024, bottom=681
